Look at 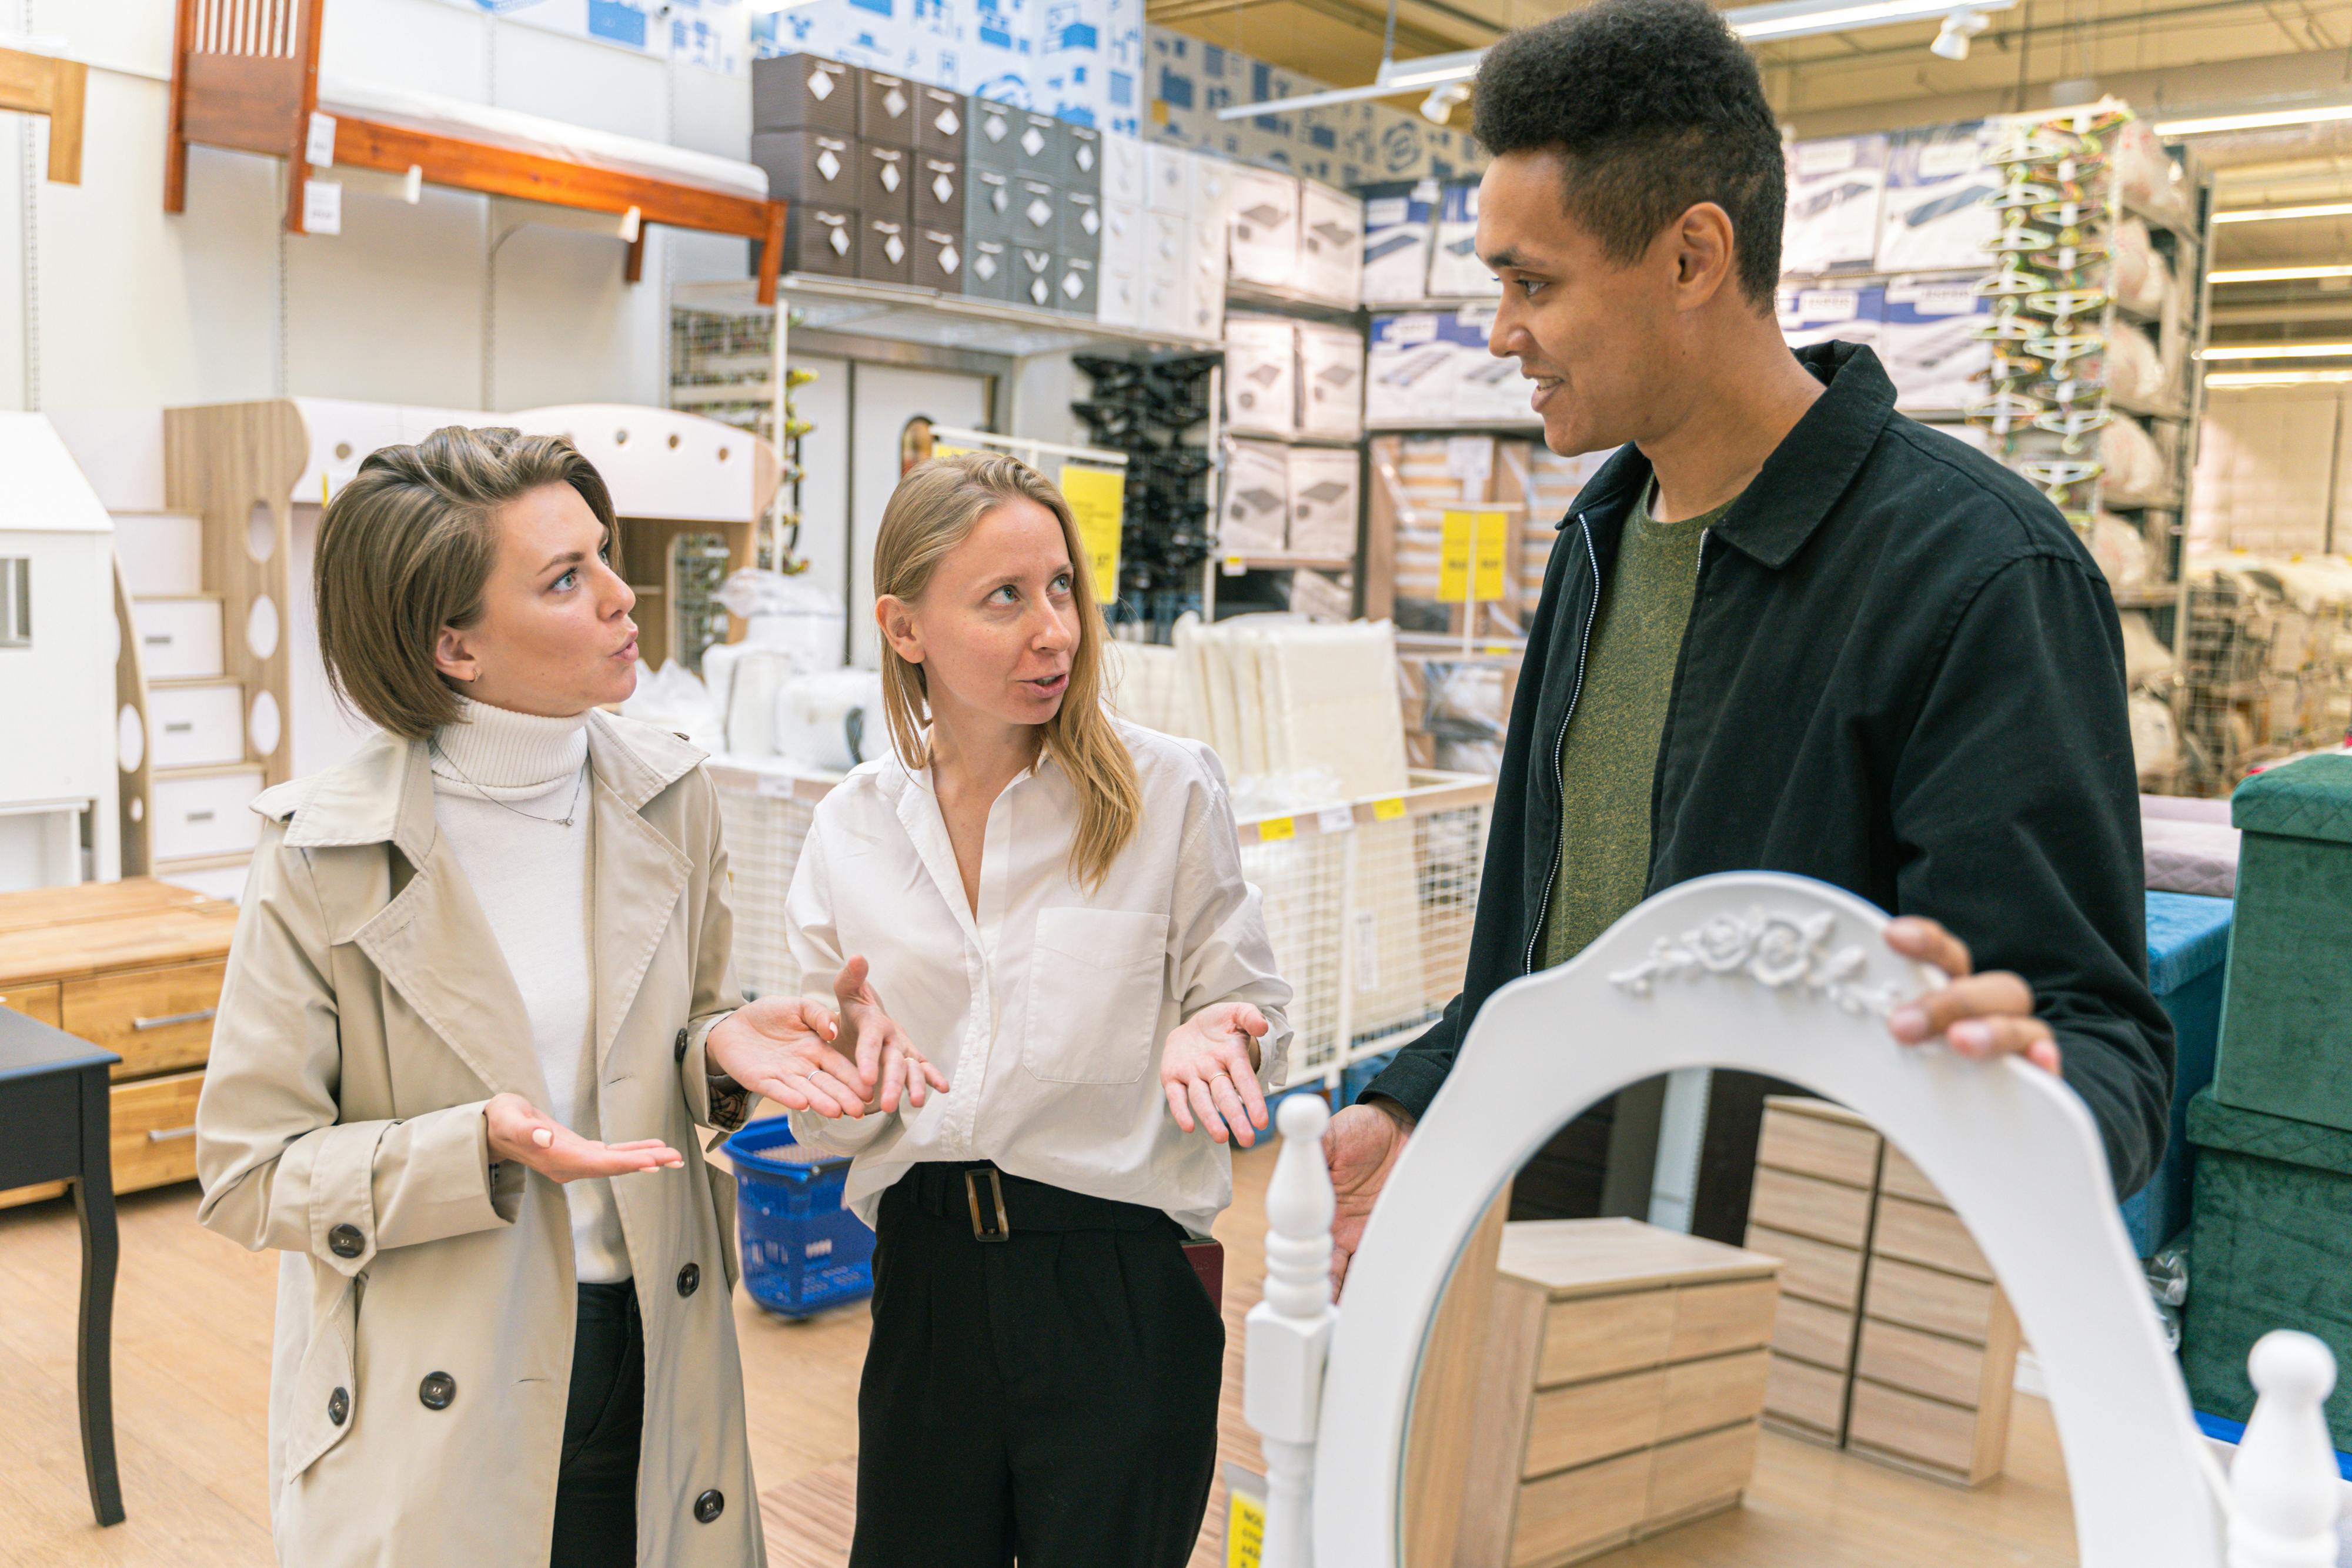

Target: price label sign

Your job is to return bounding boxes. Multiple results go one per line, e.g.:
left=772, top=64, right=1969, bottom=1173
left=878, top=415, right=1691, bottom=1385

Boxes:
left=1438, top=509, right=1509, bottom=603
left=1224, top=1465, right=1267, bottom=1568
left=1257, top=816, right=1297, bottom=843
left=1060, top=464, right=1127, bottom=598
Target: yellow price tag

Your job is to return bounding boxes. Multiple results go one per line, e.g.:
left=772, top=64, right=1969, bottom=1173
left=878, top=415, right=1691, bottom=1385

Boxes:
left=1438, top=509, right=1509, bottom=603
left=1372, top=797, right=1407, bottom=821
left=1257, top=816, right=1297, bottom=842
left=931, top=442, right=971, bottom=460
left=1226, top=1488, right=1266, bottom=1567
left=1059, top=464, right=1127, bottom=599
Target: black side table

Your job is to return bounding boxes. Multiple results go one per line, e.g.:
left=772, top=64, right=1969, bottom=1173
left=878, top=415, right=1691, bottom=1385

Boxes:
left=0, top=1007, right=124, bottom=1526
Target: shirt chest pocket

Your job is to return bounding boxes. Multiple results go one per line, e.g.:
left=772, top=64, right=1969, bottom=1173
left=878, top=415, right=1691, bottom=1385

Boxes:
left=1022, top=907, right=1170, bottom=1086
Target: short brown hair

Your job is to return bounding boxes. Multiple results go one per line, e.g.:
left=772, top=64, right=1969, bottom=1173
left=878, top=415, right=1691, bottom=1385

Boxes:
left=314, top=426, right=617, bottom=740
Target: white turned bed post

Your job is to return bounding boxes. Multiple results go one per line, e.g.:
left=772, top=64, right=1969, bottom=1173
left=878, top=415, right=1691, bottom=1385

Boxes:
left=2228, top=1332, right=2343, bottom=1568
left=1248, top=1095, right=1339, bottom=1568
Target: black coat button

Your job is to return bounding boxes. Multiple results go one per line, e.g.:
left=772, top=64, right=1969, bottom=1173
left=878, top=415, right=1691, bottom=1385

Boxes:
left=677, top=1262, right=700, bottom=1298
left=328, top=1223, right=364, bottom=1259
left=328, top=1386, right=349, bottom=1426
left=694, top=1489, right=724, bottom=1524
left=419, top=1372, right=456, bottom=1410
left=674, top=1027, right=690, bottom=1062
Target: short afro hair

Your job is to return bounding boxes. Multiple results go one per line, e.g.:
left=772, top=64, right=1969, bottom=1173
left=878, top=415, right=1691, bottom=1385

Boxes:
left=1472, top=0, right=1785, bottom=309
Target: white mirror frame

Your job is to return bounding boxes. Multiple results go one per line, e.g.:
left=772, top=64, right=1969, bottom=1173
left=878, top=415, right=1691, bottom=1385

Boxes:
left=1307, top=871, right=2225, bottom=1568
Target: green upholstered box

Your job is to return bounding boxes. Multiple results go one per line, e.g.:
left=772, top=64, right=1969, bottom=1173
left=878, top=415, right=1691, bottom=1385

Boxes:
left=2181, top=1089, right=2352, bottom=1449
left=2212, top=755, right=2352, bottom=1132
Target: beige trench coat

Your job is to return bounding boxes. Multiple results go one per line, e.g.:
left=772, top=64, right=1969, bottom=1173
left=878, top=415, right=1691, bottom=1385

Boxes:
left=195, top=711, right=762, bottom=1568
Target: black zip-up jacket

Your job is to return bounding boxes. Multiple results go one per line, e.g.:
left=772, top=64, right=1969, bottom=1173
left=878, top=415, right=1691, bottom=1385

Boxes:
left=1362, top=342, right=2173, bottom=1199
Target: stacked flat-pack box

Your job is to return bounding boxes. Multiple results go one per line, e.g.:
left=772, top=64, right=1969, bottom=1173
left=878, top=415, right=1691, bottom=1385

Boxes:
left=1221, top=439, right=1290, bottom=553
left=1361, top=179, right=1438, bottom=305
left=1015, top=245, right=1055, bottom=310
left=1297, top=322, right=1365, bottom=440
left=751, top=53, right=858, bottom=138
left=966, top=237, right=1013, bottom=301
left=1061, top=189, right=1102, bottom=256
left=1014, top=111, right=1061, bottom=177
left=783, top=203, right=858, bottom=279
left=1426, top=179, right=1498, bottom=297
left=861, top=142, right=912, bottom=222
left=914, top=86, right=965, bottom=156
left=967, top=98, right=1020, bottom=169
left=1783, top=135, right=1889, bottom=275
left=1369, top=310, right=1475, bottom=427
left=1287, top=447, right=1360, bottom=559
left=912, top=227, right=963, bottom=292
left=859, top=216, right=911, bottom=285
left=1447, top=303, right=1527, bottom=423
left=1188, top=154, right=1231, bottom=339
left=1228, top=166, right=1301, bottom=290
left=1876, top=122, right=1999, bottom=273
left=859, top=70, right=918, bottom=148
left=1097, top=197, right=1146, bottom=327
left=1060, top=124, right=1104, bottom=189
left=1054, top=253, right=1097, bottom=315
left=1101, top=129, right=1147, bottom=209
left=1298, top=181, right=1364, bottom=306
left=915, top=153, right=963, bottom=230
left=1145, top=142, right=1195, bottom=217
left=1778, top=285, right=1883, bottom=355
left=1144, top=208, right=1190, bottom=338
left=1013, top=178, right=1060, bottom=256
left=1880, top=276, right=1989, bottom=413
left=749, top=128, right=859, bottom=209
left=967, top=168, right=1015, bottom=242
left=1224, top=317, right=1298, bottom=439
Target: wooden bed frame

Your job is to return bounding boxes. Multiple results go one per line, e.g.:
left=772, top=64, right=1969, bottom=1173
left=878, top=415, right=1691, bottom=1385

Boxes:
left=163, top=0, right=786, bottom=304
left=0, top=45, right=86, bottom=184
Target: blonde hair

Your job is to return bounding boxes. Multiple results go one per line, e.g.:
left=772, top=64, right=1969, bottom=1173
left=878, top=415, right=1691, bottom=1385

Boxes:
left=874, top=452, right=1140, bottom=890
left=314, top=426, right=616, bottom=739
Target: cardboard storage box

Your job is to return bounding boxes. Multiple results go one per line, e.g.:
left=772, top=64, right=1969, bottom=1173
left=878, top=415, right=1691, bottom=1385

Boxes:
left=1061, top=123, right=1103, bottom=189
left=1145, top=142, right=1195, bottom=215
left=780, top=203, right=857, bottom=278
left=967, top=97, right=1020, bottom=169
left=751, top=52, right=857, bottom=135
left=1014, top=245, right=1055, bottom=310
left=1298, top=180, right=1364, bottom=306
left=1221, top=440, right=1289, bottom=553
left=1102, top=129, right=1147, bottom=208
left=2120, top=891, right=2234, bottom=1255
left=859, top=70, right=918, bottom=148
left=1297, top=322, right=1365, bottom=440
left=1097, top=199, right=1145, bottom=328
left=915, top=155, right=963, bottom=229
left=1228, top=167, right=1301, bottom=289
left=1287, top=446, right=1360, bottom=559
left=1224, top=317, right=1298, bottom=438
left=1060, top=188, right=1102, bottom=256
left=914, top=85, right=965, bottom=155
left=1778, top=285, right=1883, bottom=355
left=1875, top=121, right=2000, bottom=273
left=2215, top=755, right=2352, bottom=1129
left=967, top=168, right=1015, bottom=242
left=1361, top=179, right=1438, bottom=304
left=1013, top=178, right=1060, bottom=250
left=964, top=236, right=1013, bottom=302
left=912, top=228, right=963, bottom=292
left=2183, top=1087, right=2352, bottom=1449
left=858, top=215, right=911, bottom=285
left=860, top=143, right=913, bottom=221
left=1426, top=179, right=1499, bottom=297
left=1014, top=111, right=1061, bottom=176
left=1783, top=135, right=1889, bottom=275
left=1054, top=253, right=1097, bottom=315
left=748, top=129, right=858, bottom=209
left=1880, top=276, right=1988, bottom=414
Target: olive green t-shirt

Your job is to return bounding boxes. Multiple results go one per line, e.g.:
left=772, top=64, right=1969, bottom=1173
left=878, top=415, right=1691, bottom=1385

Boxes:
left=1539, top=483, right=1738, bottom=969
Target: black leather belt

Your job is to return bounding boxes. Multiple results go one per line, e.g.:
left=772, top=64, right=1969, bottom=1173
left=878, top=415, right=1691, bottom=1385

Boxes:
left=900, top=1161, right=1170, bottom=1242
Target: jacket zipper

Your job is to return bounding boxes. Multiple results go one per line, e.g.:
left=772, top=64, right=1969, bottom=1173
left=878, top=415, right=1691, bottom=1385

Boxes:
left=1523, top=517, right=1605, bottom=974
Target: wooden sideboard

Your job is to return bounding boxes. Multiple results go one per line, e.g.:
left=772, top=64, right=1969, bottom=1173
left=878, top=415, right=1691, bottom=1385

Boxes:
left=0, top=878, right=239, bottom=1208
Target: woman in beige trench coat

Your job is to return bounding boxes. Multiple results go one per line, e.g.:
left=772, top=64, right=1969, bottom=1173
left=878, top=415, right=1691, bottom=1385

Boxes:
left=194, top=427, right=885, bottom=1568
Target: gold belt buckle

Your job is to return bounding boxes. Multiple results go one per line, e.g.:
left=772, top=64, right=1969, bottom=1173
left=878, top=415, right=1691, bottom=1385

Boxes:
left=964, top=1167, right=1011, bottom=1242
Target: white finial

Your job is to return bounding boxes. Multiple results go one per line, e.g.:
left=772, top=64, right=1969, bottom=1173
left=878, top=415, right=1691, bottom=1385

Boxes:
left=2229, top=1330, right=2343, bottom=1568
left=1247, top=1092, right=1342, bottom=1568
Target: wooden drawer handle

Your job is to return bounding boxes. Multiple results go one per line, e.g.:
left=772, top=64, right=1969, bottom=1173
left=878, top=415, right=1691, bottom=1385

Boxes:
left=134, top=1007, right=216, bottom=1031
left=146, top=1126, right=197, bottom=1144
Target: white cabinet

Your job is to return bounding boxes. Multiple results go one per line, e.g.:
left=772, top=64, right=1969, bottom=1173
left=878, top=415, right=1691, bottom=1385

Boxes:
left=152, top=768, right=265, bottom=861
left=149, top=683, right=246, bottom=770
left=112, top=512, right=205, bottom=597
left=130, top=597, right=226, bottom=681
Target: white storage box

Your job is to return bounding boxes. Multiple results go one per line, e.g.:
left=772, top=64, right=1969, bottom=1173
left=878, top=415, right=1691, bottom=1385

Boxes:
left=130, top=597, right=225, bottom=681
left=1778, top=284, right=1883, bottom=354
left=1881, top=275, right=1990, bottom=413
left=1297, top=322, right=1366, bottom=440
left=1101, top=128, right=1147, bottom=208
left=1425, top=180, right=1498, bottom=297
left=152, top=767, right=264, bottom=861
left=1144, top=209, right=1192, bottom=337
left=1783, top=135, right=1889, bottom=275
left=1876, top=121, right=1999, bottom=274
left=1221, top=440, right=1291, bottom=553
left=1287, top=446, right=1360, bottom=559
left=1298, top=181, right=1365, bottom=306
left=112, top=513, right=204, bottom=598
left=1361, top=179, right=1438, bottom=304
left=1145, top=142, right=1195, bottom=216
left=1224, top=317, right=1299, bottom=438
left=1228, top=167, right=1302, bottom=290
left=1187, top=216, right=1228, bottom=340
left=149, top=682, right=246, bottom=770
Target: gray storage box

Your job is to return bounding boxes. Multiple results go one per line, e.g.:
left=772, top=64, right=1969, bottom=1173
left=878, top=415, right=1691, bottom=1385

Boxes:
left=858, top=215, right=913, bottom=285
left=1059, top=188, right=1102, bottom=256
left=861, top=143, right=913, bottom=220
left=964, top=236, right=1014, bottom=300
left=749, top=129, right=858, bottom=209
left=1060, top=123, right=1104, bottom=190
left=916, top=86, right=967, bottom=156
left=751, top=54, right=857, bottom=136
left=967, top=98, right=1020, bottom=170
left=916, top=155, right=963, bottom=229
left=858, top=71, right=918, bottom=149
left=779, top=203, right=858, bottom=279
left=1054, top=252, right=1097, bottom=315
left=913, top=227, right=964, bottom=292
left=967, top=168, right=1016, bottom=242
left=1014, top=112, right=1061, bottom=176
left=1014, top=245, right=1055, bottom=310
left=1013, top=178, right=1060, bottom=249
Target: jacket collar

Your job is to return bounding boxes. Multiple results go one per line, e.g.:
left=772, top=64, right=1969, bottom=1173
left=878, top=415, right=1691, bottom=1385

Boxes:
left=1558, top=341, right=1896, bottom=573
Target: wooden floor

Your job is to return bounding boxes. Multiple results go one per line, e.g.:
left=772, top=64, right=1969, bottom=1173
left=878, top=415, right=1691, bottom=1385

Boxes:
left=0, top=1140, right=2075, bottom=1567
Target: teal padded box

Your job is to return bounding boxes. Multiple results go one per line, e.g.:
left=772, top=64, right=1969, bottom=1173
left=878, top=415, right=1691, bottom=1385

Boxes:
left=2117, top=891, right=2234, bottom=1256
left=2213, top=754, right=2352, bottom=1132
left=2181, top=1088, right=2352, bottom=1449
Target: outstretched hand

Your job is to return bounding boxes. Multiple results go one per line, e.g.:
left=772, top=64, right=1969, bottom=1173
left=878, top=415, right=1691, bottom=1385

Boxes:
left=1883, top=916, right=2061, bottom=1075
left=1161, top=1002, right=1271, bottom=1148
left=483, top=1092, right=683, bottom=1182
left=706, top=992, right=877, bottom=1118
left=832, top=956, right=948, bottom=1114
left=1324, top=1099, right=1411, bottom=1292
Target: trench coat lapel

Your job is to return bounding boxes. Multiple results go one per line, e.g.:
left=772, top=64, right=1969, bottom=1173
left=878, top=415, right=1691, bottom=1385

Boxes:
left=585, top=713, right=693, bottom=1073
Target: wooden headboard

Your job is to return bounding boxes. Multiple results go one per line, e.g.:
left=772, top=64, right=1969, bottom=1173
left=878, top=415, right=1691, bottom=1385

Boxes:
left=165, top=0, right=323, bottom=231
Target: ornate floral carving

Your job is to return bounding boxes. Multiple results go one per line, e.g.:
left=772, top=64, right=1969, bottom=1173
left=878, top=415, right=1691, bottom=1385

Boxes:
left=1608, top=907, right=1908, bottom=1017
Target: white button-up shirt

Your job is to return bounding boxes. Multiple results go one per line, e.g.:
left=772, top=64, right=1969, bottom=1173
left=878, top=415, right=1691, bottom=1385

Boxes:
left=783, top=718, right=1293, bottom=1233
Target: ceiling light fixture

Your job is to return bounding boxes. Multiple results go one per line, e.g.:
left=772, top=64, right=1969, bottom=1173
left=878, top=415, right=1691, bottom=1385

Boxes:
left=2207, top=369, right=2352, bottom=387
left=2213, top=202, right=2352, bottom=225
left=2156, top=103, right=2352, bottom=138
left=1930, top=8, right=1990, bottom=60
left=2197, top=342, right=2352, bottom=360
left=1420, top=80, right=1471, bottom=125
left=2210, top=265, right=2352, bottom=283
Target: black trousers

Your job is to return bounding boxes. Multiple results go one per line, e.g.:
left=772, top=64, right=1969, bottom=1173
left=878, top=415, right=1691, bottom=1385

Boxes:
left=849, top=1165, right=1225, bottom=1568
left=552, top=1279, right=645, bottom=1568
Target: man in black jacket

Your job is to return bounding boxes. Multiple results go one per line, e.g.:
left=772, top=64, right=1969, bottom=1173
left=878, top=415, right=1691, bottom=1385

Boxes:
left=1327, top=0, right=2172, bottom=1283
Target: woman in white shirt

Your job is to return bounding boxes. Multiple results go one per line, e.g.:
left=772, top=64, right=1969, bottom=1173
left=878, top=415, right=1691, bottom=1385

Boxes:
left=776, top=452, right=1292, bottom=1568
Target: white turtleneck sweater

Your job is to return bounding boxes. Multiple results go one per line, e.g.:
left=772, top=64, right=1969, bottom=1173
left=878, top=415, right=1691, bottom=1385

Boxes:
left=430, top=696, right=630, bottom=1284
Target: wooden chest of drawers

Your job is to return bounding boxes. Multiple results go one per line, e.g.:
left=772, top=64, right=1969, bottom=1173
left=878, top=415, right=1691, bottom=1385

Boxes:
left=0, top=878, right=239, bottom=1207
left=1456, top=1219, right=1781, bottom=1568
left=1744, top=1096, right=2021, bottom=1487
